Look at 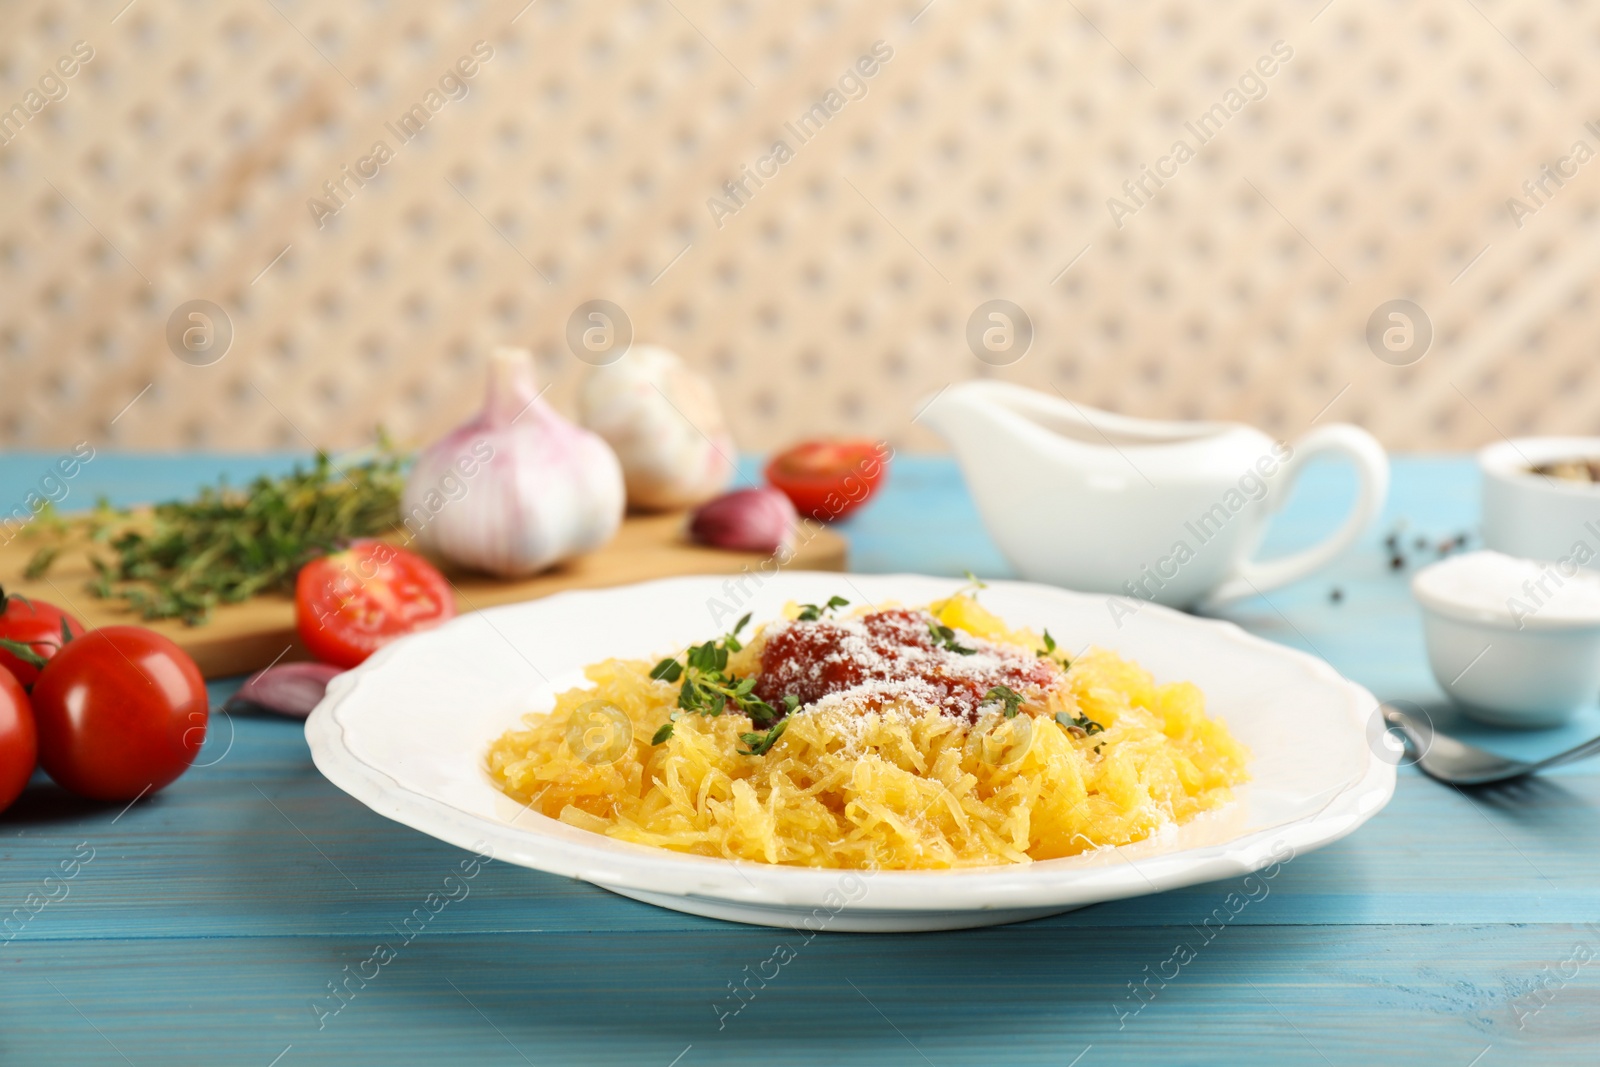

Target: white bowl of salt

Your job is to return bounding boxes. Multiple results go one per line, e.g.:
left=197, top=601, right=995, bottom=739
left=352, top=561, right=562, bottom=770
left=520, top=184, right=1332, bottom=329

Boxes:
left=1412, top=550, right=1600, bottom=727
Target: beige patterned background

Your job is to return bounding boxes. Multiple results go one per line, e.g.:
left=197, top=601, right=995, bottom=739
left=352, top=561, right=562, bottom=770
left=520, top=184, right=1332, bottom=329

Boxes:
left=1, top=0, right=1597, bottom=454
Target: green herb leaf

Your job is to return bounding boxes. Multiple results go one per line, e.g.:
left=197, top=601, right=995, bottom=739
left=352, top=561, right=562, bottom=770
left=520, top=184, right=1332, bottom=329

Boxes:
left=982, top=684, right=1026, bottom=718
left=650, top=658, right=683, bottom=683
left=1036, top=628, right=1071, bottom=670
left=928, top=622, right=977, bottom=655
left=796, top=596, right=849, bottom=622
left=21, top=547, right=57, bottom=581
left=1054, top=710, right=1105, bottom=737
left=738, top=719, right=788, bottom=756
left=651, top=722, right=674, bottom=745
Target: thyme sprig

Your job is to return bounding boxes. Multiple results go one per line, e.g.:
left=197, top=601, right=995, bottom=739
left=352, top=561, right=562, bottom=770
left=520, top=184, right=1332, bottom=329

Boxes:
left=22, top=445, right=407, bottom=625
left=1037, top=628, right=1073, bottom=670
left=796, top=595, right=849, bottom=621
left=739, top=719, right=790, bottom=756
left=647, top=613, right=800, bottom=754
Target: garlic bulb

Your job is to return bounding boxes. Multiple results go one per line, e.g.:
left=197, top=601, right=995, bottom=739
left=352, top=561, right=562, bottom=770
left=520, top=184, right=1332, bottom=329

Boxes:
left=577, top=344, right=736, bottom=511
left=402, top=347, right=625, bottom=577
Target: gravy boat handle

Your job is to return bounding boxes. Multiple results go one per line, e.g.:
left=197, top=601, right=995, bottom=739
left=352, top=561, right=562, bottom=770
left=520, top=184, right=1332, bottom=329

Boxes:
left=1202, top=424, right=1390, bottom=607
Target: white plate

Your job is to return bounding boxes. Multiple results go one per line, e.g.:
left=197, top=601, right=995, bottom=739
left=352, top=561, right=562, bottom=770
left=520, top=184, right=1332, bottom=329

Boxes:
left=306, top=573, right=1394, bottom=932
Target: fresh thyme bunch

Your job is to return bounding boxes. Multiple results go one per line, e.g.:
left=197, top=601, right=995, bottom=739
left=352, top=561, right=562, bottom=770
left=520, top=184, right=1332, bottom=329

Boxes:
left=24, top=447, right=406, bottom=625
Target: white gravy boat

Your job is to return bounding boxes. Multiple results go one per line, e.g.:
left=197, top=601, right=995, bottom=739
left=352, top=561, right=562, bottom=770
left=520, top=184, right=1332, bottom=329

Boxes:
left=918, top=382, right=1389, bottom=609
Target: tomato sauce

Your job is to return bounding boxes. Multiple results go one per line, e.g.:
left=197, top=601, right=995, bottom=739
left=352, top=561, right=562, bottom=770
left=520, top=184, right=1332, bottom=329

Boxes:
left=754, top=609, right=1059, bottom=721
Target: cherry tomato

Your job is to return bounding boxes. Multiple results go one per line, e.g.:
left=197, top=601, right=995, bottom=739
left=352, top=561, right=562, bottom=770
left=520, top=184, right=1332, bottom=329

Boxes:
left=0, top=668, right=37, bottom=814
left=30, top=627, right=208, bottom=802
left=295, top=540, right=457, bottom=669
left=764, top=439, right=890, bottom=521
left=0, top=588, right=86, bottom=688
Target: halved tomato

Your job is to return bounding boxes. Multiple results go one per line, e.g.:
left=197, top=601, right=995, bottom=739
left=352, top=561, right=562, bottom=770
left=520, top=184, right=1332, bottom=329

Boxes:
left=295, top=541, right=456, bottom=669
left=764, top=439, right=890, bottom=521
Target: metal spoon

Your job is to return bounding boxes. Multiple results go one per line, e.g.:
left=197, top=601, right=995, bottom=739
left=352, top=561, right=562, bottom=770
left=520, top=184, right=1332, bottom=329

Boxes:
left=1383, top=704, right=1600, bottom=785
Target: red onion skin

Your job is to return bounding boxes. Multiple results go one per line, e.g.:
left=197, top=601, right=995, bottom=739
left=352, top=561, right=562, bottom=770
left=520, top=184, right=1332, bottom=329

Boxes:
left=688, top=488, right=797, bottom=554
left=227, top=662, right=343, bottom=719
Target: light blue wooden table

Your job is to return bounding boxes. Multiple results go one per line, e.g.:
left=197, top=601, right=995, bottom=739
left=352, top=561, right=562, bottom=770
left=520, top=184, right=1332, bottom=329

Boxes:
left=2, top=452, right=1597, bottom=1066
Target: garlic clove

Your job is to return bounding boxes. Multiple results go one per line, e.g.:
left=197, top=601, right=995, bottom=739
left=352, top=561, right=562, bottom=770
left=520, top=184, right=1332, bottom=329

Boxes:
left=688, top=487, right=798, bottom=554
left=577, top=345, right=736, bottom=512
left=402, top=347, right=626, bottom=577
left=227, top=662, right=343, bottom=719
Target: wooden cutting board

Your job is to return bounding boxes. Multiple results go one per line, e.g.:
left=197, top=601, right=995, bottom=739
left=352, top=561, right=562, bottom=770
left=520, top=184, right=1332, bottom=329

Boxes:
left=0, top=515, right=847, bottom=679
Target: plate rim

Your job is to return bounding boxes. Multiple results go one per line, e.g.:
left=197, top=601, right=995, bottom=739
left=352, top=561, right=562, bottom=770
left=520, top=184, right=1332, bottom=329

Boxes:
left=306, top=572, right=1396, bottom=913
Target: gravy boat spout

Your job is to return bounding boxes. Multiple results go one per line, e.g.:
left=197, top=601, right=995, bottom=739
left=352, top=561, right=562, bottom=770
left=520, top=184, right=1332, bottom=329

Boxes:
left=917, top=381, right=1388, bottom=611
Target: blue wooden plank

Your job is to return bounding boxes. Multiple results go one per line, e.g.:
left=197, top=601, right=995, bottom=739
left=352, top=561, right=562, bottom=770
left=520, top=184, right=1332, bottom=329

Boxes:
left=1, top=925, right=1590, bottom=1066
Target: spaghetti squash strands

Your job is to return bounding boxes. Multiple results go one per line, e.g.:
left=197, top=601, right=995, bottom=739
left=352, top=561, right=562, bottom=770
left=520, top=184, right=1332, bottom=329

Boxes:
left=486, top=597, right=1249, bottom=869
